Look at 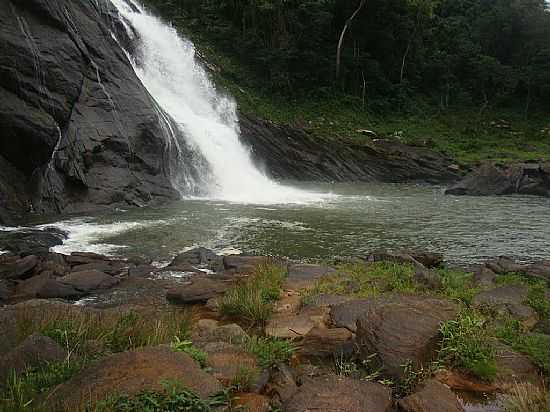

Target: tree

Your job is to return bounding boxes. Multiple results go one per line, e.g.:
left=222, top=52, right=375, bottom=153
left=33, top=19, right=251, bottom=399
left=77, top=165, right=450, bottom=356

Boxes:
left=336, top=0, right=367, bottom=79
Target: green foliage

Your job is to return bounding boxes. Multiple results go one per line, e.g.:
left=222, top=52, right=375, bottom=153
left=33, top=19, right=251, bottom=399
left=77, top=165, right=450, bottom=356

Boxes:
left=305, top=262, right=417, bottom=299
left=0, top=359, right=85, bottom=412
left=16, top=308, right=192, bottom=358
left=438, top=268, right=479, bottom=305
left=438, top=309, right=497, bottom=381
left=244, top=336, right=295, bottom=368
left=497, top=319, right=550, bottom=376
left=142, top=0, right=550, bottom=113
left=94, top=381, right=229, bottom=412
left=220, top=263, right=287, bottom=324
left=171, top=337, right=208, bottom=368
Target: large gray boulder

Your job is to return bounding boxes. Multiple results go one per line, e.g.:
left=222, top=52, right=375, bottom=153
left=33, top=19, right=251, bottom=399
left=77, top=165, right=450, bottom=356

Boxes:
left=0, top=0, right=206, bottom=219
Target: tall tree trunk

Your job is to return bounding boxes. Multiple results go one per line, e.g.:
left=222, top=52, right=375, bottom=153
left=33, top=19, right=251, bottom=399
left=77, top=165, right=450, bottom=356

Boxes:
left=400, top=12, right=421, bottom=83
left=336, top=0, right=367, bottom=79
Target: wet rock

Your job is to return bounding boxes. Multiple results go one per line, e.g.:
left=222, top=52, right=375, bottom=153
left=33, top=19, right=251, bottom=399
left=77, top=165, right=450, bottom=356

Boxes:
left=0, top=333, right=67, bottom=382
left=128, top=264, right=156, bottom=277
left=65, top=252, right=112, bottom=266
left=0, top=255, right=39, bottom=280
left=239, top=113, right=460, bottom=185
left=330, top=299, right=376, bottom=332
left=365, top=249, right=423, bottom=267
left=433, top=369, right=498, bottom=393
left=283, top=375, right=392, bottom=412
left=356, top=295, right=459, bottom=380
left=15, top=273, right=84, bottom=300
left=413, top=266, right=443, bottom=290
left=300, top=326, right=353, bottom=357
left=485, top=256, right=524, bottom=274
left=232, top=393, right=271, bottom=412
left=406, top=251, right=444, bottom=268
left=204, top=345, right=259, bottom=386
left=285, top=264, right=336, bottom=290
left=0, top=229, right=67, bottom=255
left=71, top=261, right=126, bottom=276
left=223, top=255, right=270, bottom=273
left=445, top=162, right=550, bottom=197
left=46, top=346, right=222, bottom=410
left=166, top=277, right=230, bottom=304
left=398, top=379, right=465, bottom=412
left=169, top=247, right=223, bottom=272
left=524, top=261, right=550, bottom=281
left=59, top=270, right=119, bottom=293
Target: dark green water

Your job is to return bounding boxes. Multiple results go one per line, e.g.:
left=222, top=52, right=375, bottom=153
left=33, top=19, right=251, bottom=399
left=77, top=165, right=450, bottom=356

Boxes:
left=33, top=182, right=550, bottom=265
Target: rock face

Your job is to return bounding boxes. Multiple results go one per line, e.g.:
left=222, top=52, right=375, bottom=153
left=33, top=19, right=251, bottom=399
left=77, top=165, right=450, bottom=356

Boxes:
left=283, top=375, right=392, bottom=412
left=0, top=0, right=207, bottom=221
left=445, top=162, right=550, bottom=197
left=356, top=295, right=459, bottom=380
left=239, top=114, right=461, bottom=184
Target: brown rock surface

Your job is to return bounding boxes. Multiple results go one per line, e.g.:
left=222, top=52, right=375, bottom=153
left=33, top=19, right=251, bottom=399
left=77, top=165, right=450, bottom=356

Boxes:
left=283, top=375, right=392, bottom=412
left=398, top=379, right=465, bottom=412
left=47, top=346, right=222, bottom=409
left=356, top=295, right=459, bottom=380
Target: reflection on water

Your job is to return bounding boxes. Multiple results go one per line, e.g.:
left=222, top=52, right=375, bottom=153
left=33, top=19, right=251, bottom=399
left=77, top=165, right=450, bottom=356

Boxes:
left=25, top=182, right=550, bottom=265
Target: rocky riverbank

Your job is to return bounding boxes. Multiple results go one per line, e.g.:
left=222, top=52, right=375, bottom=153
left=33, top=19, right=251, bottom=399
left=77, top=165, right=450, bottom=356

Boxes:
left=1, top=244, right=549, bottom=411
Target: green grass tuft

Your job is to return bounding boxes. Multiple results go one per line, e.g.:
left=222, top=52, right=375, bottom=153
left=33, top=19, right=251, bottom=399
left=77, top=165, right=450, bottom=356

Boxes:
left=438, top=309, right=497, bottom=381
left=171, top=337, right=208, bottom=368
left=244, top=336, right=295, bottom=369
left=220, top=263, right=287, bottom=324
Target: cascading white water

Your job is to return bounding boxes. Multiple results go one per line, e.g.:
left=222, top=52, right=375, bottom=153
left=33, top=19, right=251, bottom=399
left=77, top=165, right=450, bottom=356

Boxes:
left=111, top=0, right=333, bottom=204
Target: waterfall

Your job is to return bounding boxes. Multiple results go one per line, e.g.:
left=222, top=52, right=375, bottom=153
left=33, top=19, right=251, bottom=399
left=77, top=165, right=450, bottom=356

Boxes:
left=110, top=0, right=331, bottom=204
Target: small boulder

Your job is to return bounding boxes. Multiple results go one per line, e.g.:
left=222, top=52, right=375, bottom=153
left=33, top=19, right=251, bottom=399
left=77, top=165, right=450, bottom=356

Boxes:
left=472, top=267, right=496, bottom=286
left=365, top=249, right=422, bottom=267
left=166, top=277, right=230, bottom=304
left=0, top=333, right=67, bottom=382
left=285, top=264, right=336, bottom=290
left=283, top=375, right=392, bottom=412
left=169, top=247, right=223, bottom=272
left=485, top=256, right=524, bottom=274
left=398, top=379, right=465, bottom=412
left=300, top=326, right=353, bottom=357
left=356, top=295, right=458, bottom=380
left=413, top=267, right=443, bottom=290
left=128, top=264, right=156, bottom=277
left=46, top=346, right=222, bottom=410
left=15, top=273, right=84, bottom=300
left=330, top=299, right=376, bottom=332
left=0, top=255, right=39, bottom=280
left=204, top=345, right=259, bottom=386
left=59, top=270, right=119, bottom=293
left=524, top=261, right=550, bottom=282
left=494, top=343, right=541, bottom=386
left=193, top=321, right=249, bottom=345
left=402, top=250, right=444, bottom=268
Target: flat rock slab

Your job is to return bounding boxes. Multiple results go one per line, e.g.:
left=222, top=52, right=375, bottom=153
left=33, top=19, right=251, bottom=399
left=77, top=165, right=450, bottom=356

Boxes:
left=283, top=375, right=392, bottom=412
left=46, top=346, right=222, bottom=410
left=266, top=306, right=329, bottom=339
left=205, top=345, right=258, bottom=385
left=0, top=255, right=39, bottom=280
left=398, top=379, right=465, bottom=412
left=0, top=333, right=67, bottom=382
left=525, top=262, right=550, bottom=281
left=473, top=284, right=529, bottom=307
left=166, top=277, right=231, bottom=304
left=59, top=270, right=119, bottom=293
left=285, top=264, right=336, bottom=290
left=300, top=326, right=353, bottom=357
left=494, top=343, right=541, bottom=386
left=357, top=295, right=459, bottom=380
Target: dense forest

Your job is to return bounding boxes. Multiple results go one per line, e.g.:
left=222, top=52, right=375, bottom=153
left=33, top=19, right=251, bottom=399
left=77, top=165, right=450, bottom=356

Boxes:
left=143, top=0, right=550, bottom=114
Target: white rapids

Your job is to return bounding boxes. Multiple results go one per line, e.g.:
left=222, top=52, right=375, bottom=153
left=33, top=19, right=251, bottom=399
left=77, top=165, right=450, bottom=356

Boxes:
left=110, top=0, right=334, bottom=205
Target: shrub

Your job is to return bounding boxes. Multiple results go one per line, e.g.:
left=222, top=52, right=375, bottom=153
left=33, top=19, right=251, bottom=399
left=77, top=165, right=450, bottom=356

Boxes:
left=438, top=309, right=497, bottom=381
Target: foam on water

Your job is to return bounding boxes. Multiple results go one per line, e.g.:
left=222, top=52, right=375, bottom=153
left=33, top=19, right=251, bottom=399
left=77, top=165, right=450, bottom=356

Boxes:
left=110, top=0, right=335, bottom=205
